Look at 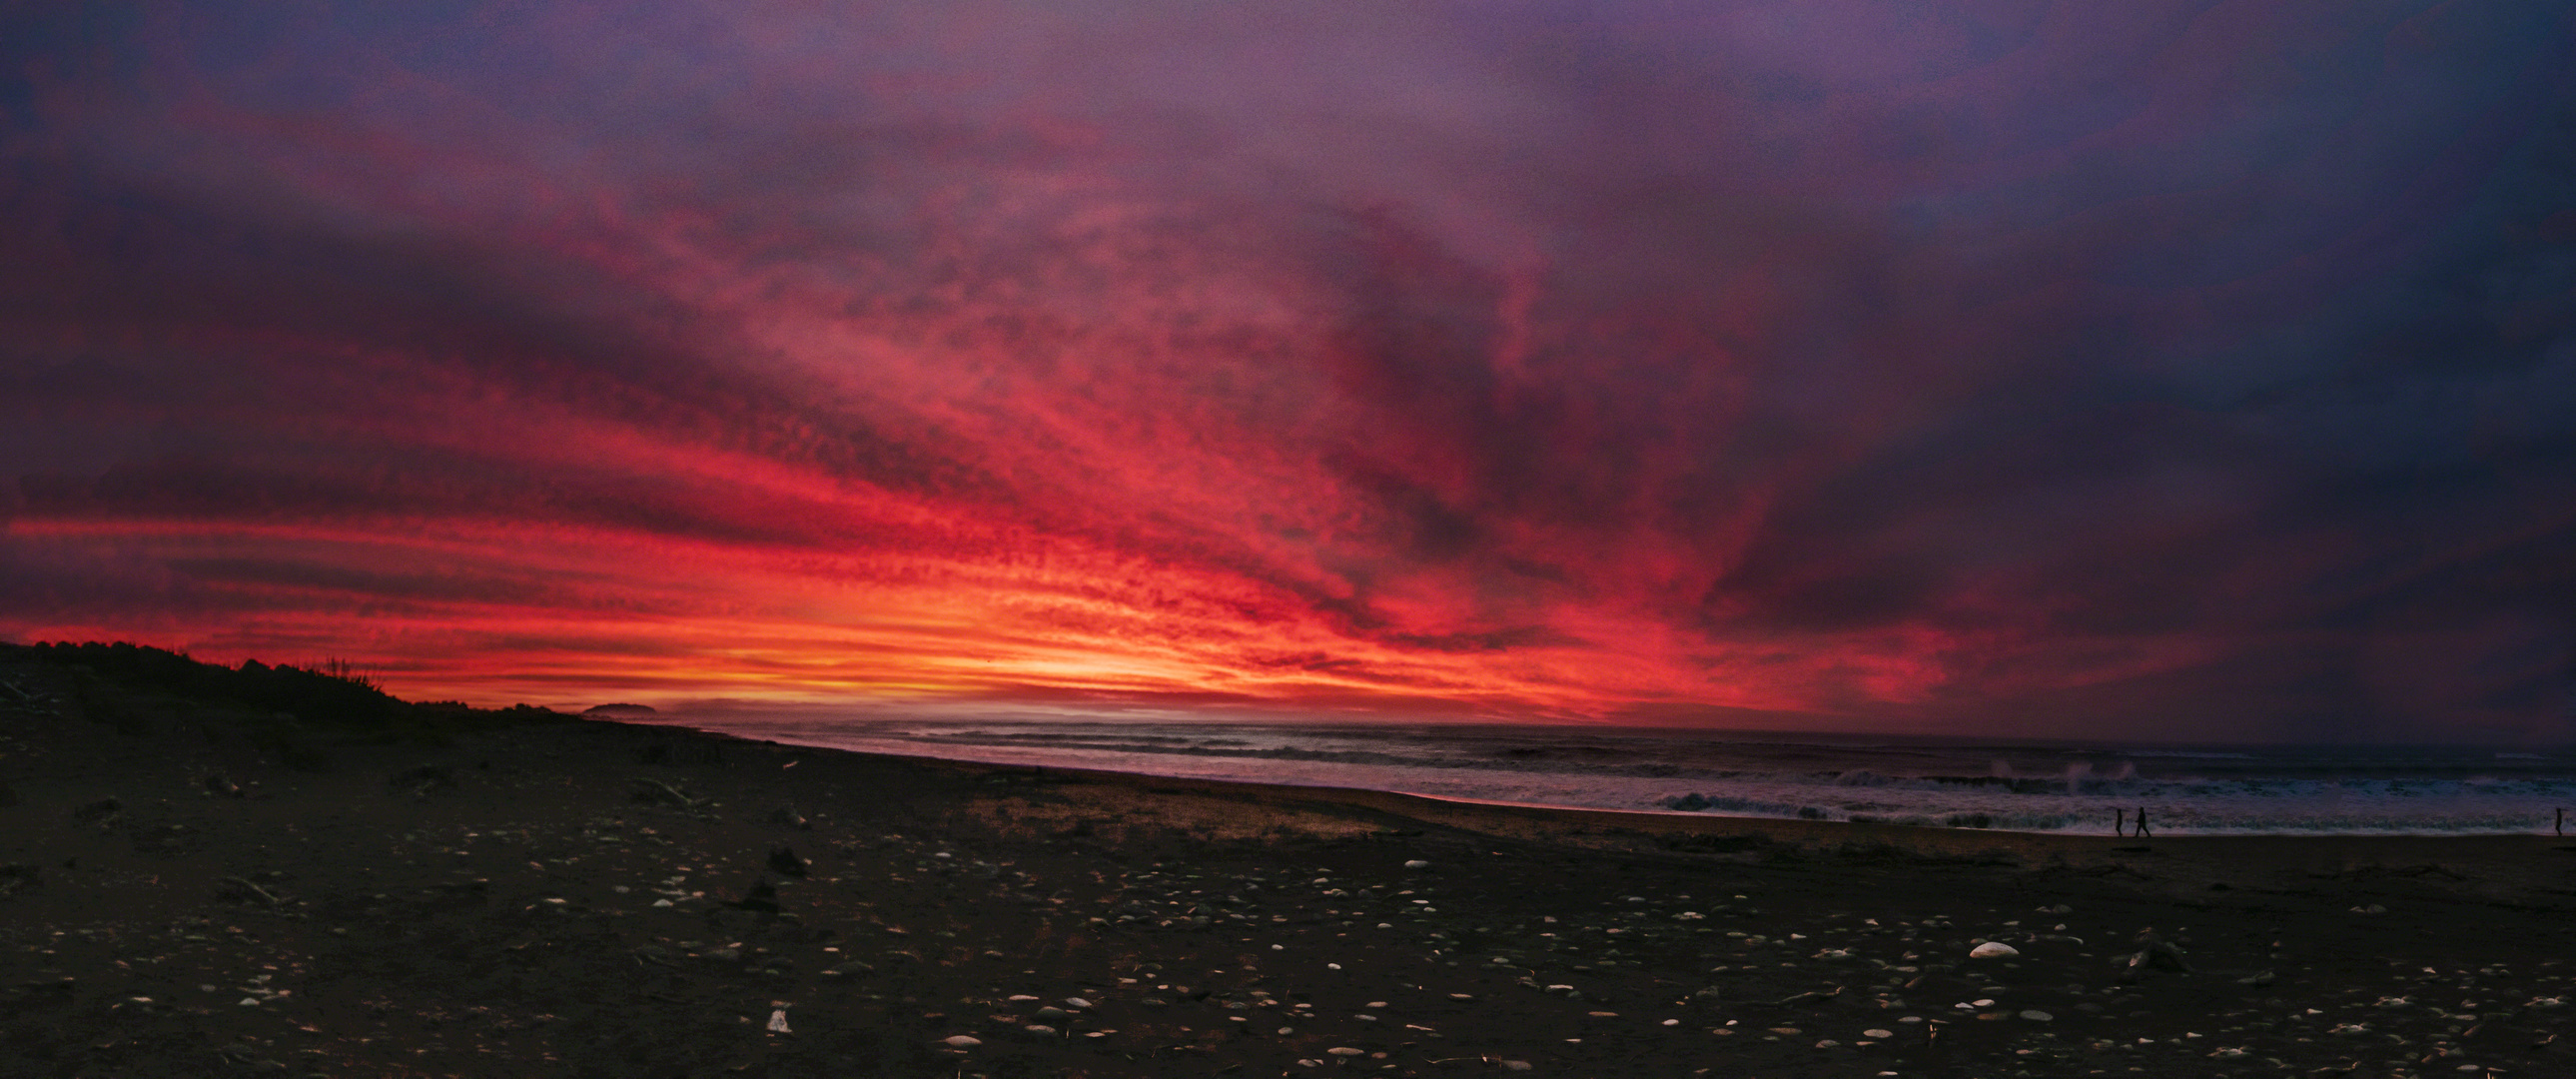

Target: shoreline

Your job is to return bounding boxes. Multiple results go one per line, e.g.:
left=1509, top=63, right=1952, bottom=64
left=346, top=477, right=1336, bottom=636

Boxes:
left=628, top=715, right=2576, bottom=845
left=629, top=716, right=2576, bottom=842
left=747, top=730, right=2576, bottom=902
left=578, top=716, right=2576, bottom=920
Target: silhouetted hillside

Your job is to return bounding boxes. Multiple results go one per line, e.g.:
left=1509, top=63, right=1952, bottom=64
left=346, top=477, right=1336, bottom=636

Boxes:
left=0, top=641, right=570, bottom=764
left=10, top=641, right=415, bottom=724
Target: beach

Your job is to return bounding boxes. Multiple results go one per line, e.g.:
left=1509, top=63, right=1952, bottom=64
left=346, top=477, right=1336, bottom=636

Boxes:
left=7, top=679, right=2576, bottom=1076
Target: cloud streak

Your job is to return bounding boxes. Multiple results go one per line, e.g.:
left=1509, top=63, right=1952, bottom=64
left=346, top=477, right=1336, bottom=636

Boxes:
left=5, top=1, right=2574, bottom=741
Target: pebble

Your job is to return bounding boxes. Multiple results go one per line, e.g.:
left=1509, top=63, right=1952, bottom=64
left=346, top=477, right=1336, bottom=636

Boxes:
left=1326, top=1046, right=1364, bottom=1056
left=942, top=1035, right=981, bottom=1048
left=1403, top=859, right=1431, bottom=869
left=1499, top=1061, right=1533, bottom=1072
left=1864, top=1028, right=1895, bottom=1038
left=1969, top=941, right=2019, bottom=958
left=2020, top=1010, right=2053, bottom=1022
left=766, top=1009, right=791, bottom=1033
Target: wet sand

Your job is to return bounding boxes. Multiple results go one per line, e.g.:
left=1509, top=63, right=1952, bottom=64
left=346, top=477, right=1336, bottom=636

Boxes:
left=7, top=685, right=2576, bottom=1077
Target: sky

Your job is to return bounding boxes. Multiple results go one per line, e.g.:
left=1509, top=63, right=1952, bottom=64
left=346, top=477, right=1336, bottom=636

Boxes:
left=4, top=1, right=2574, bottom=743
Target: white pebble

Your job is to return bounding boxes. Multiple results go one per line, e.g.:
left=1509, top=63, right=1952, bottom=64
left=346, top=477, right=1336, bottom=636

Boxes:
left=942, top=1035, right=981, bottom=1048
left=1969, top=941, right=2018, bottom=958
left=766, top=1009, right=791, bottom=1033
left=1403, top=859, right=1431, bottom=869
left=1065, top=997, right=1091, bottom=1009
left=1326, top=1046, right=1365, bottom=1056
left=1864, top=1028, right=1895, bottom=1038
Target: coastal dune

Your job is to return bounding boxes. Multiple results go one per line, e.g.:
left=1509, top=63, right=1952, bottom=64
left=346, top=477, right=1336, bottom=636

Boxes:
left=6, top=664, right=2576, bottom=1076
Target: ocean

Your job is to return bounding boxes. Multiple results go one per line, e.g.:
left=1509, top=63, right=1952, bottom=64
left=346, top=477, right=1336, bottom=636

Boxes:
left=640, top=713, right=2576, bottom=837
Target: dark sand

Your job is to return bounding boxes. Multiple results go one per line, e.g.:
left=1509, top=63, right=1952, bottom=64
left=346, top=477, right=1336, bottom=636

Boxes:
left=7, top=673, right=2576, bottom=1076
